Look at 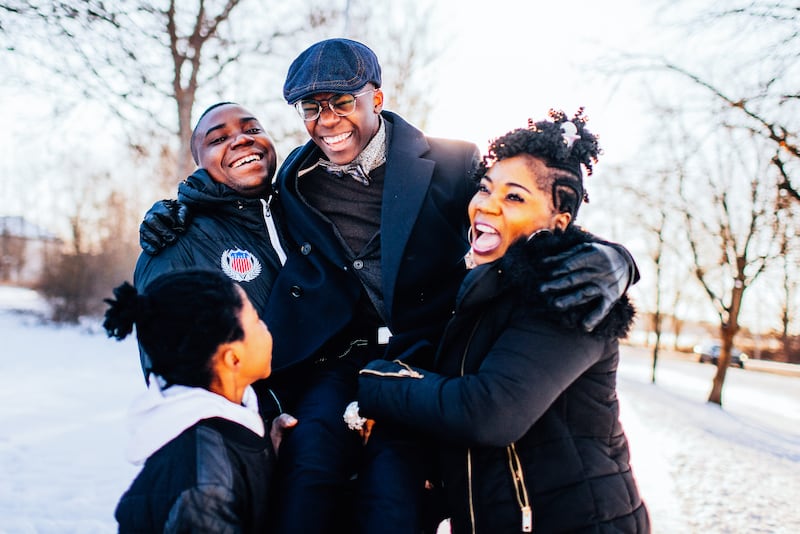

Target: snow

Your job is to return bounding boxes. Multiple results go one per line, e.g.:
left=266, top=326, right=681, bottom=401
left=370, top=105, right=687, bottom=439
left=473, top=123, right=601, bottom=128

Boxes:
left=1, top=286, right=799, bottom=533
left=0, top=289, right=141, bottom=533
left=617, top=353, right=800, bottom=533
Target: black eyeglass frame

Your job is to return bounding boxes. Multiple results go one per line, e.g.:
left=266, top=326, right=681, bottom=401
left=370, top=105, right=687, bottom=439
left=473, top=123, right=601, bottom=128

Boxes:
left=294, top=89, right=375, bottom=122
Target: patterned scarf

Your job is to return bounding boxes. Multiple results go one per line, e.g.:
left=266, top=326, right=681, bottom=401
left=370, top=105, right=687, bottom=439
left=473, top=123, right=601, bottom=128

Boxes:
left=311, top=119, right=387, bottom=186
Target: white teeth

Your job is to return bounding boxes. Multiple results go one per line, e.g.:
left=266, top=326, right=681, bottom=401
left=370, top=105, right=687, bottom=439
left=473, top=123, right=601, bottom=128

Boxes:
left=475, top=223, right=497, bottom=234
left=323, top=132, right=351, bottom=144
left=232, top=154, right=262, bottom=168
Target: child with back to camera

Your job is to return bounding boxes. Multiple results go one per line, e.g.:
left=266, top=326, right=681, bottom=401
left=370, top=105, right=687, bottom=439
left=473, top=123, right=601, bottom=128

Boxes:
left=103, top=268, right=296, bottom=533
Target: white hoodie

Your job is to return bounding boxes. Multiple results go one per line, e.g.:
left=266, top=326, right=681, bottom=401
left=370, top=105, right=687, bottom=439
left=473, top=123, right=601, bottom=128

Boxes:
left=126, top=376, right=264, bottom=465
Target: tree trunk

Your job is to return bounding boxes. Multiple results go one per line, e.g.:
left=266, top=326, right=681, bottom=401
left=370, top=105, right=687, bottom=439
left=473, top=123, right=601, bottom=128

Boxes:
left=178, top=120, right=194, bottom=182
left=707, top=277, right=745, bottom=405
left=651, top=331, right=660, bottom=384
left=651, top=310, right=661, bottom=383
left=707, top=334, right=731, bottom=405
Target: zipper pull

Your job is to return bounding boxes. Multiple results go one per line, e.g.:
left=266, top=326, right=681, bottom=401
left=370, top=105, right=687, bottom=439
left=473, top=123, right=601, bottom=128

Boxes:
left=522, top=505, right=532, bottom=532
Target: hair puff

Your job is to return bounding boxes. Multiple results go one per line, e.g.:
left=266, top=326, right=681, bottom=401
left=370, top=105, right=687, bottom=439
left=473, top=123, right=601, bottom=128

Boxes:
left=473, top=107, right=601, bottom=220
left=103, top=281, right=140, bottom=341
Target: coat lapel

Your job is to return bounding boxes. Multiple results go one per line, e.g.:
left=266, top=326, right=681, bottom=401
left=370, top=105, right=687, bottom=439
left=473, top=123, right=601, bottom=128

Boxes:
left=280, top=142, right=351, bottom=267
left=380, top=112, right=435, bottom=318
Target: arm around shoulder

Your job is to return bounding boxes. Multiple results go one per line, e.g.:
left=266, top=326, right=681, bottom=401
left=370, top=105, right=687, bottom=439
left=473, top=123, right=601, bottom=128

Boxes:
left=538, top=232, right=638, bottom=331
left=139, top=199, right=191, bottom=256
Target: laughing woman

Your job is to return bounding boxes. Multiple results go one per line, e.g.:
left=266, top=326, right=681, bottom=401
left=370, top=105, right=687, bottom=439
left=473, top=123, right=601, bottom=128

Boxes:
left=357, top=110, right=649, bottom=533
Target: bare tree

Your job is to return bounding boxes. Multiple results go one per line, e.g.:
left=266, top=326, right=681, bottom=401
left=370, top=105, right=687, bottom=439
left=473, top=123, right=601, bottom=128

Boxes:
left=668, top=285, right=690, bottom=351
left=658, top=60, right=800, bottom=203
left=610, top=91, right=785, bottom=403
left=617, top=174, right=673, bottom=383
left=1, top=0, right=327, bottom=181
left=615, top=161, right=697, bottom=383
left=603, top=2, right=799, bottom=401
left=36, top=170, right=141, bottom=322
left=620, top=1, right=800, bottom=202
left=776, top=204, right=800, bottom=355
left=648, top=223, right=665, bottom=382
left=0, top=224, right=26, bottom=283
left=673, top=125, right=781, bottom=405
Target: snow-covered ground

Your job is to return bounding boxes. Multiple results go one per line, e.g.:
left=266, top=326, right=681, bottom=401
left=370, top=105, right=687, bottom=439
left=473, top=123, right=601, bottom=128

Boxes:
left=617, top=354, right=800, bottom=533
left=1, top=286, right=798, bottom=533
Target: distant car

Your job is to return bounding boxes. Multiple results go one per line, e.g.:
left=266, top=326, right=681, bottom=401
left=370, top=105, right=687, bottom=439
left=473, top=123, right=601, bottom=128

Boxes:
left=693, top=343, right=748, bottom=369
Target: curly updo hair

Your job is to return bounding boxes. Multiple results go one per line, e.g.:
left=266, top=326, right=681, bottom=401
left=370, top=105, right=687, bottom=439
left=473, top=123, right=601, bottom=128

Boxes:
left=474, top=108, right=601, bottom=221
left=103, top=269, right=245, bottom=388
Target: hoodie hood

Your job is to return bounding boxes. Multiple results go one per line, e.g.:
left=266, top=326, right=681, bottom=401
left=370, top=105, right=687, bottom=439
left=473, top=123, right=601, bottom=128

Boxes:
left=125, top=376, right=264, bottom=465
left=177, top=169, right=272, bottom=233
left=178, top=168, right=268, bottom=208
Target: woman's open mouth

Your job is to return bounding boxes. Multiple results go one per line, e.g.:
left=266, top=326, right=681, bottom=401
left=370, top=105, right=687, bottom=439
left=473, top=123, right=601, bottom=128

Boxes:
left=472, top=222, right=501, bottom=254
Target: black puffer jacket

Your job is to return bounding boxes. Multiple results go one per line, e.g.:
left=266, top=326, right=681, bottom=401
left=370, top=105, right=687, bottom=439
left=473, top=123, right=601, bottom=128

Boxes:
left=134, top=169, right=283, bottom=315
left=358, top=226, right=649, bottom=533
left=133, top=169, right=284, bottom=379
left=116, top=417, right=275, bottom=533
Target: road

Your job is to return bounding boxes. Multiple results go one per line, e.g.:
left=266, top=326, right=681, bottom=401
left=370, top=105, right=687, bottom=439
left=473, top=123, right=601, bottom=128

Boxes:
left=619, top=345, right=800, bottom=436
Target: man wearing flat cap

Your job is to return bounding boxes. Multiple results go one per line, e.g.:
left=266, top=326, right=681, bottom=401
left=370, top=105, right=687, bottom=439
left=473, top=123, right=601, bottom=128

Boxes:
left=261, top=38, right=638, bottom=533
left=263, top=38, right=478, bottom=534
left=138, top=38, right=638, bottom=533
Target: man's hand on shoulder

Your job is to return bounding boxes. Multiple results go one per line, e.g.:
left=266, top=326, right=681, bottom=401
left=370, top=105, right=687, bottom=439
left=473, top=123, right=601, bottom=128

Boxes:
left=539, top=242, right=636, bottom=332
left=139, top=199, right=191, bottom=255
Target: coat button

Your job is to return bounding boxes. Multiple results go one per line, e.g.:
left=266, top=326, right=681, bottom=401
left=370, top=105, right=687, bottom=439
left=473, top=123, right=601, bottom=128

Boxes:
left=289, top=285, right=303, bottom=298
left=352, top=259, right=364, bottom=270
left=300, top=243, right=312, bottom=255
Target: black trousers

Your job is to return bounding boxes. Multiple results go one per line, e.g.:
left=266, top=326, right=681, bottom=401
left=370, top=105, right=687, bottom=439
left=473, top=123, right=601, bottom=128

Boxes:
left=270, top=349, right=429, bottom=534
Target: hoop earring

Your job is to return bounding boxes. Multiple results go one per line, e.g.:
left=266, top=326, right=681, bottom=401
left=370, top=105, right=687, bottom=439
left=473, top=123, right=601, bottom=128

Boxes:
left=467, top=226, right=474, bottom=244
left=527, top=228, right=553, bottom=242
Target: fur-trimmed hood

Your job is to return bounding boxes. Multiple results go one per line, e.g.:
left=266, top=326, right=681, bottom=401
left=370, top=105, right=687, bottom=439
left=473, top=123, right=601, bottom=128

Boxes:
left=468, top=225, right=635, bottom=339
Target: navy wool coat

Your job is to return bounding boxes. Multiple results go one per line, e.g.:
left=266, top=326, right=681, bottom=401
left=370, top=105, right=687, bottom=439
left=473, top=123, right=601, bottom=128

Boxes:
left=264, top=111, right=481, bottom=372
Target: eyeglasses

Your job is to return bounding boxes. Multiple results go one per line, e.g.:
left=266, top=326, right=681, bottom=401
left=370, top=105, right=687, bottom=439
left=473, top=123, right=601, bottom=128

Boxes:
left=294, top=90, right=374, bottom=121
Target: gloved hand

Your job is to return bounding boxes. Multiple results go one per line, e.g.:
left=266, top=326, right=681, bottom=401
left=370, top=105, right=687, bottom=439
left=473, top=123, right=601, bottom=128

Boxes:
left=139, top=199, right=191, bottom=255
left=539, top=242, right=634, bottom=332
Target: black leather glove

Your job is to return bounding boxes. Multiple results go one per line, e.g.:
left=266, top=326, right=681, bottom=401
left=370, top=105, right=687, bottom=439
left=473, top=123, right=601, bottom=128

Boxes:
left=539, top=242, right=634, bottom=332
left=139, top=199, right=191, bottom=256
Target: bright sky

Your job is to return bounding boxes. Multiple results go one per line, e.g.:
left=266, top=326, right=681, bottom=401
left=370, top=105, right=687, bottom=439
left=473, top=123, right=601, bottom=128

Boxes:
left=424, top=0, right=657, bottom=162
left=0, top=0, right=663, bottom=222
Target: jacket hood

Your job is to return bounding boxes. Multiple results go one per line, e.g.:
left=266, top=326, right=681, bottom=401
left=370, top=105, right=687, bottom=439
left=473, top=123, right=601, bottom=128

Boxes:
left=498, top=225, right=635, bottom=339
left=125, top=376, right=264, bottom=465
left=178, top=169, right=268, bottom=208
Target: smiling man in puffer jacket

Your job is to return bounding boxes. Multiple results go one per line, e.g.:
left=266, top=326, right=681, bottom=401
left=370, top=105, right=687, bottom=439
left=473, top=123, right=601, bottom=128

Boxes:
left=134, top=103, right=285, bottom=395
